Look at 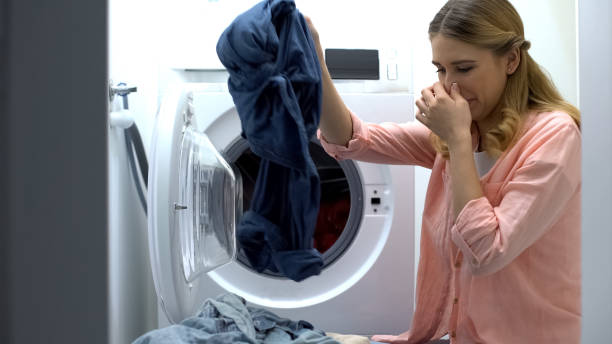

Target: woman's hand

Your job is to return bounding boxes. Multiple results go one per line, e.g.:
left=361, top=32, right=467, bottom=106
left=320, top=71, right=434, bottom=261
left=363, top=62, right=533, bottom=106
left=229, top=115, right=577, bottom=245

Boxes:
left=415, top=82, right=472, bottom=147
left=371, top=330, right=411, bottom=344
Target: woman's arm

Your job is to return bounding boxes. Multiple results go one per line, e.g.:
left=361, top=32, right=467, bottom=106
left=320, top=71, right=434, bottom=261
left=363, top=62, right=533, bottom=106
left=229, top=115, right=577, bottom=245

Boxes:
left=307, top=17, right=436, bottom=168
left=306, top=17, right=353, bottom=146
left=447, top=134, right=484, bottom=218
left=415, top=82, right=483, bottom=216
left=451, top=118, right=581, bottom=275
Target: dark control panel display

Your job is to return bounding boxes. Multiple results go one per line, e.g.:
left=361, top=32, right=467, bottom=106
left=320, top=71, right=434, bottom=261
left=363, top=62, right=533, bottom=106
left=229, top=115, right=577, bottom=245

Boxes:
left=324, top=49, right=380, bottom=80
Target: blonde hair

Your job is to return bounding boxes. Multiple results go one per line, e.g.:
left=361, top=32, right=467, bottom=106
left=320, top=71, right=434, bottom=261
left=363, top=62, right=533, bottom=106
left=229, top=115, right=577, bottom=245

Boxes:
left=428, top=0, right=580, bottom=158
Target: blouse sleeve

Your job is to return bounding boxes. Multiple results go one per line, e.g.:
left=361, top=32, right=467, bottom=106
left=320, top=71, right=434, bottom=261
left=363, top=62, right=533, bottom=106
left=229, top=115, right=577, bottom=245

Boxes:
left=450, top=116, right=581, bottom=276
left=317, top=110, right=437, bottom=168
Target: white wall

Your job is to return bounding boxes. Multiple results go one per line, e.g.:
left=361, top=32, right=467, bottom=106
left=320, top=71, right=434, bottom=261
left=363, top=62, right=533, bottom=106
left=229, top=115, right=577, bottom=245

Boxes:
left=512, top=0, right=578, bottom=106
left=157, top=0, right=413, bottom=79
left=158, top=0, right=262, bottom=70
left=108, top=0, right=161, bottom=152
left=108, top=0, right=161, bottom=343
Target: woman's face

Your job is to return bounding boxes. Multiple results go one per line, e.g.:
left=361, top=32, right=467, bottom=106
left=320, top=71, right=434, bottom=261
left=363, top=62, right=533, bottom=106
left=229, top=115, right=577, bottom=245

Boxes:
left=430, top=35, right=514, bottom=123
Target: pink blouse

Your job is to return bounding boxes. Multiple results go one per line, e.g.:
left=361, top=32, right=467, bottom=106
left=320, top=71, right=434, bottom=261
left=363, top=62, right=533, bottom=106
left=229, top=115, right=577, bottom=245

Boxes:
left=319, top=110, right=581, bottom=344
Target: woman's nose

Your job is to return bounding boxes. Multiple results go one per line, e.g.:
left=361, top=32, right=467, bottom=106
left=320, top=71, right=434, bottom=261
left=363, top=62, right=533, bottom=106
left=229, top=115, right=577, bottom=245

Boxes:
left=442, top=77, right=454, bottom=94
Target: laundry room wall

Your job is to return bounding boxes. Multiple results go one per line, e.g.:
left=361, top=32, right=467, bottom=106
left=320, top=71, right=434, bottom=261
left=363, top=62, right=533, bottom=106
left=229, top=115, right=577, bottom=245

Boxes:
left=108, top=0, right=163, bottom=343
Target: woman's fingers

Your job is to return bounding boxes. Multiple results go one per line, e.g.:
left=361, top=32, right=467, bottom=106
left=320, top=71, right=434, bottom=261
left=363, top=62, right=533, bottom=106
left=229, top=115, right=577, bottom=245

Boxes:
left=415, top=98, right=432, bottom=128
left=370, top=334, right=411, bottom=344
left=421, top=86, right=436, bottom=107
left=432, top=82, right=449, bottom=99
left=414, top=108, right=429, bottom=127
left=415, top=97, right=429, bottom=114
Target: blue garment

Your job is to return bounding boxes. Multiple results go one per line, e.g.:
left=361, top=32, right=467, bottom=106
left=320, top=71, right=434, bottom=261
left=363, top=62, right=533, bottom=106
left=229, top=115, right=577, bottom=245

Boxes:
left=132, top=293, right=339, bottom=344
left=216, top=0, right=323, bottom=281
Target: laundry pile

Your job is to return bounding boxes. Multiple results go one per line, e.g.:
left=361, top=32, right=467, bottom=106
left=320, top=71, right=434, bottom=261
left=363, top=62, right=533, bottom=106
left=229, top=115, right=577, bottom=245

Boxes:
left=132, top=293, right=351, bottom=344
left=216, top=0, right=324, bottom=282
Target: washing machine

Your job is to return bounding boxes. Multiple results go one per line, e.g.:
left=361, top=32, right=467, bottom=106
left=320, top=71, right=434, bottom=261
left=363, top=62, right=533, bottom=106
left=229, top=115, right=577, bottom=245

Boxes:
left=148, top=80, right=416, bottom=336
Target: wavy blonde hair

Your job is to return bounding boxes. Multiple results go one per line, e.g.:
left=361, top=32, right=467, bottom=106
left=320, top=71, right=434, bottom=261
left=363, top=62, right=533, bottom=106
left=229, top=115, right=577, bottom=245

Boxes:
left=428, top=0, right=580, bottom=158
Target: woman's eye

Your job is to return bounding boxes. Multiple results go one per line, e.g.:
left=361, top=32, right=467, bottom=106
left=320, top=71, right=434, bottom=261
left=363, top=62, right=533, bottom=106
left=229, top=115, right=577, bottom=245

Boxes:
left=436, top=68, right=445, bottom=74
left=457, top=67, right=473, bottom=73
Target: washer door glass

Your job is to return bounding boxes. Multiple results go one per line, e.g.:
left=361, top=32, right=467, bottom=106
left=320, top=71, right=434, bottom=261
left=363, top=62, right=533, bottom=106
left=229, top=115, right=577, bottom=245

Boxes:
left=148, top=87, right=239, bottom=324
left=177, top=126, right=237, bottom=282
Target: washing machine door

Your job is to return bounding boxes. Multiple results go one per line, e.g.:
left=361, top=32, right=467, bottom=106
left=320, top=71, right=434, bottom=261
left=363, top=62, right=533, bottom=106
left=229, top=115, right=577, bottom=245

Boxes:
left=147, top=84, right=239, bottom=324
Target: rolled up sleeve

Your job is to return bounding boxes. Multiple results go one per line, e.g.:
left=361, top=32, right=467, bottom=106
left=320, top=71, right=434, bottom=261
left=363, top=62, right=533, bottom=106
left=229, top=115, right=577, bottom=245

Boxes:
left=451, top=119, right=581, bottom=276
left=318, top=110, right=436, bottom=168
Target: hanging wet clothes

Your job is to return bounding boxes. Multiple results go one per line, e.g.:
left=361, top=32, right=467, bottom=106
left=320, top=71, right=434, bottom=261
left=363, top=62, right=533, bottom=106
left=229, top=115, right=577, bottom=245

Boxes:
left=216, top=0, right=323, bottom=281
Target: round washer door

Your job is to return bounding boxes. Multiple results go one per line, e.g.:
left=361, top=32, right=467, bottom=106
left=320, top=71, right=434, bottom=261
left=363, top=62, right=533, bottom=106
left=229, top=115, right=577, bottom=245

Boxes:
left=147, top=84, right=239, bottom=324
left=202, top=103, right=395, bottom=309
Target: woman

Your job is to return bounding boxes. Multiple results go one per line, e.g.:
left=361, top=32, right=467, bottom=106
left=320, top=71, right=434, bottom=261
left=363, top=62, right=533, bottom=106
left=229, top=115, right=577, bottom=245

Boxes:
left=309, top=0, right=581, bottom=343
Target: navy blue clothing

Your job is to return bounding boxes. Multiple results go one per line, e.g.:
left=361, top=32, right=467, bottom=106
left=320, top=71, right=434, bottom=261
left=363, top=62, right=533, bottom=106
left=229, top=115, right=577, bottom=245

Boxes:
left=216, top=0, right=323, bottom=281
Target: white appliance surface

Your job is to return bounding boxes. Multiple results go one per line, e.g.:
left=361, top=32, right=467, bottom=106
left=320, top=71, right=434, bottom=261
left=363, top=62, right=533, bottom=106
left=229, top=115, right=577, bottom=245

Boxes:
left=151, top=82, right=416, bottom=336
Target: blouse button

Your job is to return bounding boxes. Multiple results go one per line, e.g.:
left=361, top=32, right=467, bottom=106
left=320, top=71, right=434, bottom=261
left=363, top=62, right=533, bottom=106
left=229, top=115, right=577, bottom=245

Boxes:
left=451, top=331, right=457, bottom=338
left=453, top=297, right=458, bottom=304
left=454, top=261, right=461, bottom=268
